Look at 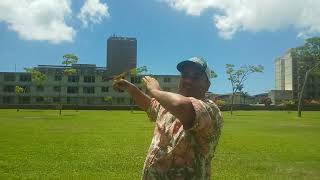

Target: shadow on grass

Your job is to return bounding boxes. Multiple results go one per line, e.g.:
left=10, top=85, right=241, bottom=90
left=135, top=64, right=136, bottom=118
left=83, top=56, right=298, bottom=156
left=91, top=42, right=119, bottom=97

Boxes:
left=63, top=114, right=76, bottom=117
left=130, top=111, right=145, bottom=114
left=235, top=114, right=257, bottom=117
left=22, top=110, right=43, bottom=113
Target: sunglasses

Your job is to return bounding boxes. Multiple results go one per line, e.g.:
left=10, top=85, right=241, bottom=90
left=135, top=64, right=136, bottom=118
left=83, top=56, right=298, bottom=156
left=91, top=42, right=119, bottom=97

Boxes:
left=180, top=71, right=204, bottom=81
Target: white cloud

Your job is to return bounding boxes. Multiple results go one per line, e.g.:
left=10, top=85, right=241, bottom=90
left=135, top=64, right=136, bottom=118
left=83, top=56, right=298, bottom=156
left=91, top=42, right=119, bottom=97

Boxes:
left=163, top=0, right=320, bottom=39
left=0, top=0, right=75, bottom=44
left=77, top=0, right=109, bottom=27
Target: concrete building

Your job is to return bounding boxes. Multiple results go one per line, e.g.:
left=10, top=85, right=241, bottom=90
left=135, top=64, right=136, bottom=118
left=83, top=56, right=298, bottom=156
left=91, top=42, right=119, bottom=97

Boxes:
left=0, top=36, right=180, bottom=107
left=268, top=90, right=293, bottom=105
left=271, top=49, right=320, bottom=104
left=0, top=66, right=180, bottom=106
left=107, top=36, right=137, bottom=75
left=275, top=50, right=296, bottom=91
left=217, top=93, right=256, bottom=105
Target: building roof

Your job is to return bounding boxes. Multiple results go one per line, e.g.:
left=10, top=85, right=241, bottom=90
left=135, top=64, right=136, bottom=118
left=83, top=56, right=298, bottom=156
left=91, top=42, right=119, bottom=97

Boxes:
left=108, top=35, right=136, bottom=41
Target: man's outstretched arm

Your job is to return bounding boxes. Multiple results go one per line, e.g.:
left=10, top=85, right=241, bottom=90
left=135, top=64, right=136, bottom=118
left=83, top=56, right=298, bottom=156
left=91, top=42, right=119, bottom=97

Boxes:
left=142, top=76, right=195, bottom=129
left=113, top=79, right=151, bottom=111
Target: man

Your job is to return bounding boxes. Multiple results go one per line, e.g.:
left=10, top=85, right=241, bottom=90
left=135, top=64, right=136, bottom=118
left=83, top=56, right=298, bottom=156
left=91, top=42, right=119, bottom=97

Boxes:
left=113, top=57, right=223, bottom=179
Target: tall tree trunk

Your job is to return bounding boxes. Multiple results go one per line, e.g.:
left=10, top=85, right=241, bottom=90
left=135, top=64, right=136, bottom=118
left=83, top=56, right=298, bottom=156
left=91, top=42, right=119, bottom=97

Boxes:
left=59, top=76, right=62, bottom=116
left=230, top=93, right=234, bottom=115
left=298, top=63, right=320, bottom=117
left=17, top=99, right=20, bottom=112
left=298, top=71, right=309, bottom=117
left=76, top=79, right=79, bottom=112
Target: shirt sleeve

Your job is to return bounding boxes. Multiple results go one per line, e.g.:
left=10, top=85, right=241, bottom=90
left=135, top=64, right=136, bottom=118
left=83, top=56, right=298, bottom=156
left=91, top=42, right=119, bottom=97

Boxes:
left=187, top=97, right=223, bottom=140
left=146, top=98, right=161, bottom=122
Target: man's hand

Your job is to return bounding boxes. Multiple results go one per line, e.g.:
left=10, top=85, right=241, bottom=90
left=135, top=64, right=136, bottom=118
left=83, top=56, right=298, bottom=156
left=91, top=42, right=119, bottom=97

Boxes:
left=142, top=76, right=195, bottom=129
left=112, top=78, right=151, bottom=111
left=142, top=76, right=161, bottom=95
left=112, top=79, right=132, bottom=92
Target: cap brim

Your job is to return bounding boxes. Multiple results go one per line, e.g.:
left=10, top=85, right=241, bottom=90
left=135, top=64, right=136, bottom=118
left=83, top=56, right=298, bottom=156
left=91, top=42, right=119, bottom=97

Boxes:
left=177, top=60, right=204, bottom=72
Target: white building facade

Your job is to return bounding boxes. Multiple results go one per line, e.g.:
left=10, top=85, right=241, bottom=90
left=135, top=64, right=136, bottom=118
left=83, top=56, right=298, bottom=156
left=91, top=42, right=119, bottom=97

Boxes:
left=0, top=65, right=180, bottom=107
left=272, top=49, right=320, bottom=104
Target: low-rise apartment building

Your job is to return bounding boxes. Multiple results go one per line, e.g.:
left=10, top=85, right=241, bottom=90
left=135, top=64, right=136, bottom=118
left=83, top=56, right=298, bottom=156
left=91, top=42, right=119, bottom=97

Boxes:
left=0, top=64, right=180, bottom=106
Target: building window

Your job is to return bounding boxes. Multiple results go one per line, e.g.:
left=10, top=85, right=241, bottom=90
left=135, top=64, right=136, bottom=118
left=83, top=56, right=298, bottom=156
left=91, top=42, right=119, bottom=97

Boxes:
left=52, top=97, right=60, bottom=103
left=164, top=77, right=171, bottom=83
left=102, top=76, right=112, bottom=82
left=4, top=74, right=16, bottom=81
left=130, top=98, right=135, bottom=105
left=3, top=86, right=15, bottom=93
left=21, top=86, right=31, bottom=93
left=67, top=87, right=78, bottom=94
left=36, top=86, right=44, bottom=92
left=68, top=75, right=79, bottom=83
left=101, top=87, right=109, bottom=92
left=36, top=97, right=44, bottom=103
left=53, top=86, right=61, bottom=92
left=20, top=74, right=31, bottom=82
left=68, top=97, right=75, bottom=104
left=83, top=86, right=95, bottom=94
left=18, top=96, right=31, bottom=104
left=84, top=69, right=95, bottom=75
left=84, top=76, right=95, bottom=83
left=3, top=96, right=14, bottom=104
left=54, top=75, right=62, bottom=81
left=116, top=97, right=125, bottom=104
left=67, top=97, right=71, bottom=104
left=67, top=97, right=77, bottom=104
left=86, top=98, right=95, bottom=105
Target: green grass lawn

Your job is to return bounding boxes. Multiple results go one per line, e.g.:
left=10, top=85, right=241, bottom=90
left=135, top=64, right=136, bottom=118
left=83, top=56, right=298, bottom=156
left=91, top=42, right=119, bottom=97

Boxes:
left=0, top=109, right=319, bottom=179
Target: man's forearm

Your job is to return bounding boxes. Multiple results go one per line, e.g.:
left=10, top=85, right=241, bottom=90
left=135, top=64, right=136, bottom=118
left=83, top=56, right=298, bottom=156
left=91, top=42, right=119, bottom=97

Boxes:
left=127, top=84, right=151, bottom=111
left=149, top=89, right=195, bottom=129
left=149, top=89, right=185, bottom=109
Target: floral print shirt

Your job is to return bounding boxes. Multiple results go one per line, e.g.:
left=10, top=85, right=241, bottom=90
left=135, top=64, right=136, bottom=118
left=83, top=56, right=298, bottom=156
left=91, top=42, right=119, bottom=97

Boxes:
left=142, top=97, right=223, bottom=180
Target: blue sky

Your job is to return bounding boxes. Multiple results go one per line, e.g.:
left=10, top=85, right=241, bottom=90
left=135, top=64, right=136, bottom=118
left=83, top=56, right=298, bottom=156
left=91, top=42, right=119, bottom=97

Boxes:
left=1, top=0, right=319, bottom=95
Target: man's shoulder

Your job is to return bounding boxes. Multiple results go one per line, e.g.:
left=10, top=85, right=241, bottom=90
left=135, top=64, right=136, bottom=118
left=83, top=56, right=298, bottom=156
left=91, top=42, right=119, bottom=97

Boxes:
left=202, top=99, right=220, bottom=111
left=202, top=99, right=223, bottom=125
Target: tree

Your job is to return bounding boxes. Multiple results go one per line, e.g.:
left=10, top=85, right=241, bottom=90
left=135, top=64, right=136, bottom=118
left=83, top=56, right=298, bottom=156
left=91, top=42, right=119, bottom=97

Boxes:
left=283, top=100, right=295, bottom=113
left=15, top=86, right=25, bottom=112
left=292, top=37, right=320, bottom=117
left=24, top=68, right=47, bottom=109
left=262, top=97, right=272, bottom=108
left=226, top=64, right=264, bottom=115
left=214, top=99, right=226, bottom=109
left=209, top=70, right=218, bottom=79
left=58, top=54, right=79, bottom=115
left=130, top=66, right=148, bottom=77
left=103, top=96, right=113, bottom=110
left=103, top=66, right=149, bottom=84
left=241, top=91, right=249, bottom=104
left=24, top=68, right=47, bottom=85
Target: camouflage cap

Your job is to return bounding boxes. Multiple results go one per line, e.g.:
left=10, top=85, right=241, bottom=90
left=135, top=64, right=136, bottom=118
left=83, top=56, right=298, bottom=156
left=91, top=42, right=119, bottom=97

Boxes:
left=177, top=57, right=211, bottom=81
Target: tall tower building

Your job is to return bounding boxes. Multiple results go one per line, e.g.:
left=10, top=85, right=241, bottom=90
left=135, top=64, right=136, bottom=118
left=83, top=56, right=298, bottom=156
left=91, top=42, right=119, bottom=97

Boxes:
left=275, top=49, right=296, bottom=91
left=274, top=49, right=320, bottom=100
left=107, top=36, right=137, bottom=75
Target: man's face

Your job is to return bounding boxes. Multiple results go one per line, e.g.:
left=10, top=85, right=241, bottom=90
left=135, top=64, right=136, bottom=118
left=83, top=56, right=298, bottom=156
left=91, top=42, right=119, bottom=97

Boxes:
left=178, top=64, right=210, bottom=98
